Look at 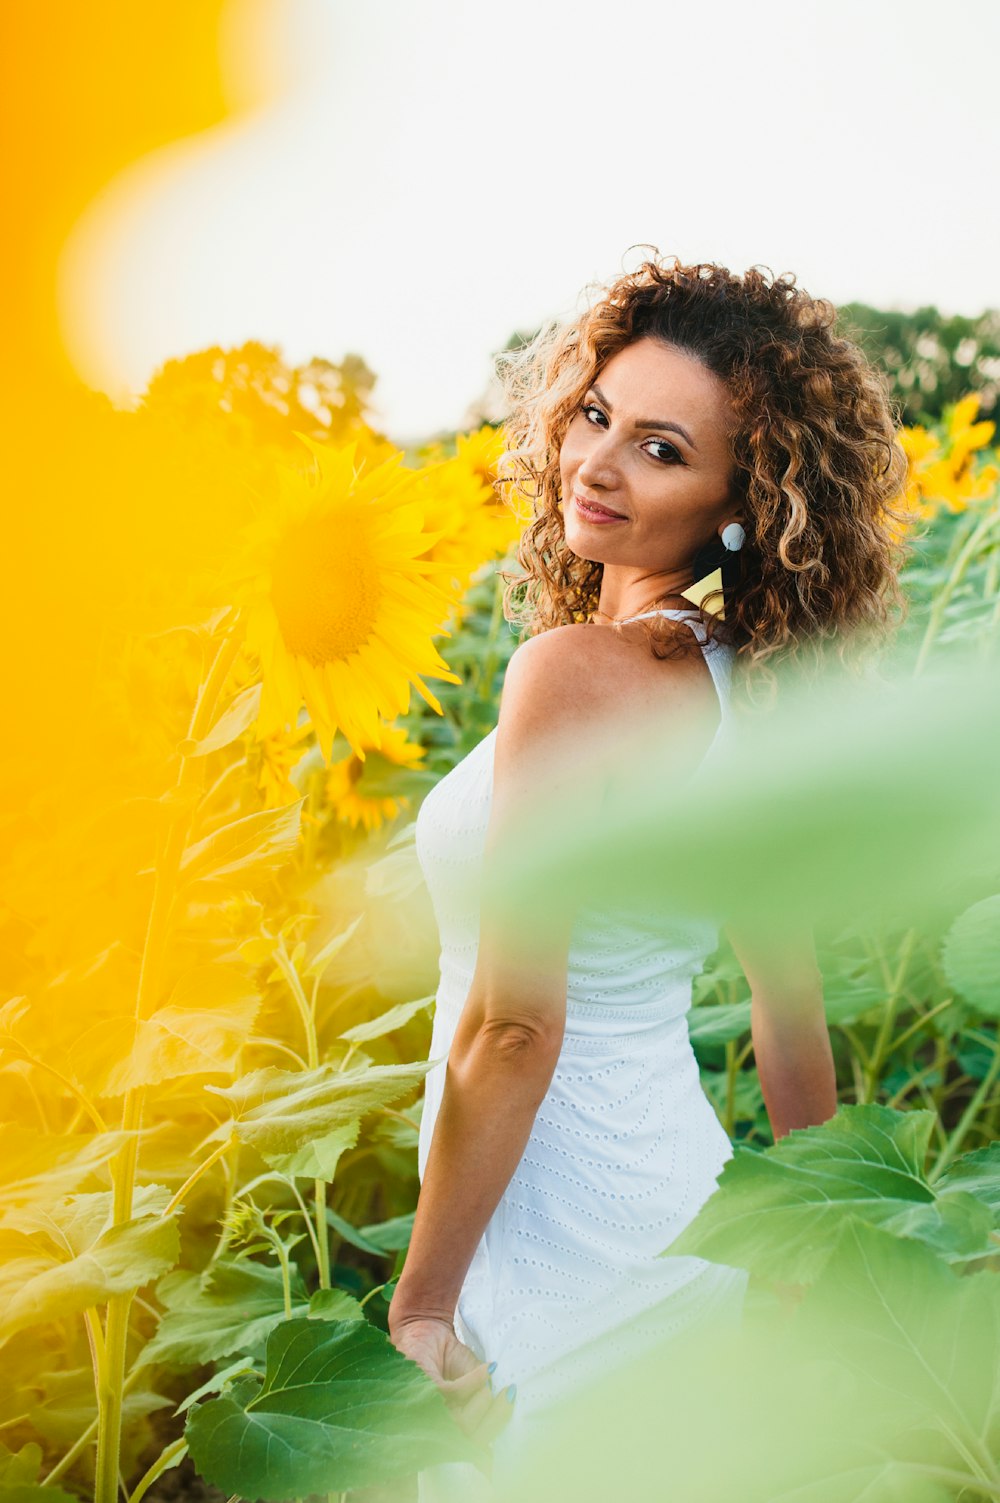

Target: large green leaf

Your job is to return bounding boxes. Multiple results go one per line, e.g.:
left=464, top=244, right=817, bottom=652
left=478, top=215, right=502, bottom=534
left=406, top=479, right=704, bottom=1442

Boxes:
left=69, top=965, right=262, bottom=1096
left=180, top=800, right=303, bottom=889
left=0, top=1187, right=180, bottom=1341
left=941, top=893, right=1000, bottom=1017
left=798, top=1219, right=1000, bottom=1462
left=206, top=1059, right=432, bottom=1169
left=662, top=1104, right=997, bottom=1284
left=185, top=1317, right=481, bottom=1498
left=137, top=1257, right=310, bottom=1371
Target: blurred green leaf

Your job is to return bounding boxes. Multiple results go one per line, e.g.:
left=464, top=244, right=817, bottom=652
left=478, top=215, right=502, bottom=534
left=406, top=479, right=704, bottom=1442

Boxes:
left=942, top=893, right=1000, bottom=1017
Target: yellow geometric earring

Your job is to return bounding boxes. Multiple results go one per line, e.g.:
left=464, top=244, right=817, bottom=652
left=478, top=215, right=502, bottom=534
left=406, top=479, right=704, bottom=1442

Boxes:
left=680, top=522, right=746, bottom=621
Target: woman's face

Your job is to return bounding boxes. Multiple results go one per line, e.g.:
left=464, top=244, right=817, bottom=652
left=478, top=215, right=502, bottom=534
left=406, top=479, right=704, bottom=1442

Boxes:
left=559, top=336, right=739, bottom=571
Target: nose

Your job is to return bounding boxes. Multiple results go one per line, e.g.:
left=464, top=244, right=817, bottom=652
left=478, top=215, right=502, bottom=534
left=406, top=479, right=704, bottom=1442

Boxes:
left=575, top=430, right=623, bottom=493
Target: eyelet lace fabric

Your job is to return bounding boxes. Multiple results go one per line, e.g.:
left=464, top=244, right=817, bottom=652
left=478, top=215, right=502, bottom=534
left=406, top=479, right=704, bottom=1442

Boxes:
left=413, top=612, right=748, bottom=1500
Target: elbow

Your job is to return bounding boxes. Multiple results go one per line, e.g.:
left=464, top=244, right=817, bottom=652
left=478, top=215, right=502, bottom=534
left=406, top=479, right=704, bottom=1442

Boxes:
left=451, top=1011, right=565, bottom=1084
left=477, top=1015, right=564, bottom=1060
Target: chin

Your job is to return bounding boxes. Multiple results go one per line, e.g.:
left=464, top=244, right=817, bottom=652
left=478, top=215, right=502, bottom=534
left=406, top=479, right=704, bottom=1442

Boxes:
left=563, top=520, right=614, bottom=565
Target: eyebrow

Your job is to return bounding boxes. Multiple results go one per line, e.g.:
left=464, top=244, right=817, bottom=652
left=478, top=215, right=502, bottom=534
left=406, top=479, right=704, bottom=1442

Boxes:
left=589, top=383, right=698, bottom=451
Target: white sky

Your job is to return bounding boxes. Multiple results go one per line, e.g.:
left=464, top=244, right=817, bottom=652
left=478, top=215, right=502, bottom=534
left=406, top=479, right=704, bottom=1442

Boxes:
left=59, top=0, right=1000, bottom=445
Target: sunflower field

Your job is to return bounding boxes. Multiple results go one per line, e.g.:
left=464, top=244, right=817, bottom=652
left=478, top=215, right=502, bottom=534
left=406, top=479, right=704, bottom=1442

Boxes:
left=1, top=333, right=999, bottom=1503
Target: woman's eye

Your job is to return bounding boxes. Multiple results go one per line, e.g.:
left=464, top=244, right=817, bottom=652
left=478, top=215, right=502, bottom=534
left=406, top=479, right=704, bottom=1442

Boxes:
left=580, top=404, right=682, bottom=465
left=643, top=438, right=683, bottom=465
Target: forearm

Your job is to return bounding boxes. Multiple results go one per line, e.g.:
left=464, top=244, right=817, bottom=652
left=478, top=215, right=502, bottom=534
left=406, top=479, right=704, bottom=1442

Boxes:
left=751, top=991, right=838, bottom=1141
left=390, top=1021, right=560, bottom=1328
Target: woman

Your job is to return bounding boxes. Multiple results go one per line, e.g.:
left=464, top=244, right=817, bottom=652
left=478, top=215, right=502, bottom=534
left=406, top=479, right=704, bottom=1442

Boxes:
left=388, top=255, right=909, bottom=1494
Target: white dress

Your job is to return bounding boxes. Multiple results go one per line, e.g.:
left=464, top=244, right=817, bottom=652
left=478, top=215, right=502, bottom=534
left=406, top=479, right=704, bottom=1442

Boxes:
left=412, top=609, right=748, bottom=1498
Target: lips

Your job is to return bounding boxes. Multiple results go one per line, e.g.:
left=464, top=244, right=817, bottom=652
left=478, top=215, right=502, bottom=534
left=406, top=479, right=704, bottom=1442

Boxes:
left=574, top=494, right=626, bottom=522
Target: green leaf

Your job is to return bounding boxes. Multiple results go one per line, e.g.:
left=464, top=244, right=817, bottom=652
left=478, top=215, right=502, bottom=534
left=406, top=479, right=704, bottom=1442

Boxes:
left=0, top=1127, right=134, bottom=1209
left=339, top=995, right=434, bottom=1044
left=798, top=1220, right=1000, bottom=1452
left=181, top=682, right=262, bottom=757
left=207, top=1059, right=432, bottom=1168
left=0, top=1189, right=180, bottom=1341
left=941, top=893, right=1000, bottom=1016
left=73, top=965, right=262, bottom=1096
left=137, top=1258, right=310, bottom=1371
left=935, top=1139, right=1000, bottom=1213
left=662, top=1104, right=997, bottom=1284
left=308, top=1288, right=364, bottom=1322
left=687, top=1000, right=751, bottom=1045
left=174, top=1358, right=258, bottom=1417
left=304, top=914, right=364, bottom=979
left=261, top=1120, right=360, bottom=1182
left=180, top=801, right=303, bottom=889
left=0, top=1441, right=79, bottom=1501
left=185, top=1317, right=480, bottom=1497
left=325, top=1207, right=388, bottom=1256
left=357, top=1212, right=414, bottom=1253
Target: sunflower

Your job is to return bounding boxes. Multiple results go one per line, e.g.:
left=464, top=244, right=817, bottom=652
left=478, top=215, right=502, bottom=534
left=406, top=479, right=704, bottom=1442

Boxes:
left=325, top=721, right=428, bottom=833
left=898, top=397, right=998, bottom=524
left=232, top=434, right=462, bottom=762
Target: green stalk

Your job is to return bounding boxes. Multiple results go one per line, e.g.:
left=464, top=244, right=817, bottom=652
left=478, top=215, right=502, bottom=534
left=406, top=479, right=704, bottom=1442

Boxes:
left=929, top=1035, right=1000, bottom=1182
left=127, top=1439, right=188, bottom=1503
left=476, top=570, right=507, bottom=702
left=94, top=620, right=243, bottom=1503
left=161, top=1138, right=233, bottom=1219
left=860, top=927, right=917, bottom=1104
left=913, top=503, right=1000, bottom=676
left=723, top=1040, right=737, bottom=1137
left=274, top=942, right=331, bottom=1289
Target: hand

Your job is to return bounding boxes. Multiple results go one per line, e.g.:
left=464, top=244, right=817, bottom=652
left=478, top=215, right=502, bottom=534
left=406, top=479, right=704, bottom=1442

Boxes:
left=388, top=1313, right=514, bottom=1448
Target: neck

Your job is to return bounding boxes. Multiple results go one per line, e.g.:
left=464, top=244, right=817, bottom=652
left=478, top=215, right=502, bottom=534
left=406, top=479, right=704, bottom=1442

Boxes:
left=594, top=565, right=697, bottom=623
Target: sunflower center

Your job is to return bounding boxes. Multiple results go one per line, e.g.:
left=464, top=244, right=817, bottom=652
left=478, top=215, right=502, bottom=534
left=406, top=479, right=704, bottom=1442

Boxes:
left=270, top=512, right=382, bottom=664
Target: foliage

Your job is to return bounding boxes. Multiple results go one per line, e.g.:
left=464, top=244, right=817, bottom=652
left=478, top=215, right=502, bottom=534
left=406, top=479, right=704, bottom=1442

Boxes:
left=0, top=334, right=997, bottom=1503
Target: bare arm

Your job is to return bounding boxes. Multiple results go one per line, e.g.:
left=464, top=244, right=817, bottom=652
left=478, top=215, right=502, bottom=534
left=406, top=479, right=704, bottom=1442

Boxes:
left=724, top=917, right=838, bottom=1141
left=388, top=633, right=585, bottom=1335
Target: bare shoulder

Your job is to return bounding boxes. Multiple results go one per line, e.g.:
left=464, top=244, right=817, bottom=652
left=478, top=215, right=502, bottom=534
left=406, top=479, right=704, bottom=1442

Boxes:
left=499, top=623, right=618, bottom=729
left=493, top=621, right=719, bottom=804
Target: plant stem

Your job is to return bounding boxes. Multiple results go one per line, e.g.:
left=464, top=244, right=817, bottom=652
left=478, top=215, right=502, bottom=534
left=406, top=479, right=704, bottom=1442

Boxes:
left=860, top=927, right=917, bottom=1103
left=929, top=1034, right=1000, bottom=1182
left=127, top=1439, right=188, bottom=1503
left=913, top=504, right=1000, bottom=676
left=94, top=620, right=243, bottom=1503
left=314, top=1178, right=331, bottom=1288
left=161, top=1138, right=233, bottom=1218
left=723, top=1039, right=737, bottom=1137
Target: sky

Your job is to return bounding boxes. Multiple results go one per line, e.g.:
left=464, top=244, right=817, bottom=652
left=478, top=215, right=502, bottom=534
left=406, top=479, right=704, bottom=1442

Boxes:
left=58, top=0, right=1000, bottom=445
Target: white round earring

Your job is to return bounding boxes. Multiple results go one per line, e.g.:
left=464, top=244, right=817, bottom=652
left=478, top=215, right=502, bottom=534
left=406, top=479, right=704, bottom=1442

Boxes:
left=721, top=521, right=745, bottom=552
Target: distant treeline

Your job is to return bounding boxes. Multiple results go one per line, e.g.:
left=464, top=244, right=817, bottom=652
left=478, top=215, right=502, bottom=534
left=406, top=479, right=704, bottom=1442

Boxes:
left=837, top=301, right=1000, bottom=427
left=491, top=303, right=1000, bottom=433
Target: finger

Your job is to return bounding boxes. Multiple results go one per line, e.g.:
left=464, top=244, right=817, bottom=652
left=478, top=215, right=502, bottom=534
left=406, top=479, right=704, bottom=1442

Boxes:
left=438, top=1361, right=491, bottom=1404
left=469, top=1388, right=516, bottom=1449
left=446, top=1379, right=497, bottom=1437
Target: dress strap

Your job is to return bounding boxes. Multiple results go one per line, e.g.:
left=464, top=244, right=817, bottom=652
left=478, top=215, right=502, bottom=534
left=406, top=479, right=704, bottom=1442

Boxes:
left=614, top=607, right=702, bottom=625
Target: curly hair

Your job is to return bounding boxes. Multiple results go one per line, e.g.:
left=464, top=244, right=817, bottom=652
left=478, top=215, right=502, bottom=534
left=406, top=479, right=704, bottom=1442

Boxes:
left=494, top=251, right=913, bottom=707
